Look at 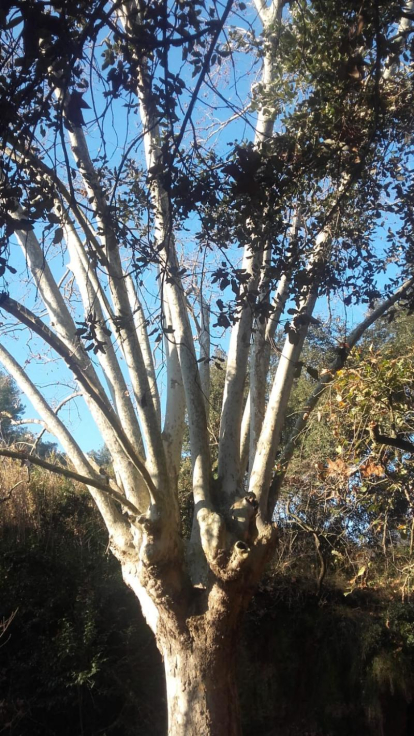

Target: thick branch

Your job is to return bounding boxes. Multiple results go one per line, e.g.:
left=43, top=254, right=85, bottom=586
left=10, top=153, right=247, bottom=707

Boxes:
left=0, top=295, right=158, bottom=501
left=62, top=119, right=168, bottom=489
left=63, top=215, right=145, bottom=459
left=120, top=3, right=211, bottom=514
left=162, top=297, right=186, bottom=485
left=125, top=274, right=161, bottom=424
left=254, top=0, right=283, bottom=26
left=218, top=3, right=284, bottom=498
left=1, top=191, right=146, bottom=497
left=246, top=212, right=300, bottom=479
left=218, top=249, right=261, bottom=497
left=239, top=272, right=291, bottom=478
left=0, top=342, right=132, bottom=545
left=198, top=291, right=211, bottom=418
left=369, top=424, right=414, bottom=454
left=5, top=145, right=112, bottom=270
left=248, top=289, right=319, bottom=514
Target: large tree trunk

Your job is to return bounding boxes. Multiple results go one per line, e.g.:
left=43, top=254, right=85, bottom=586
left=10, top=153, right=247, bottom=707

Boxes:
left=120, top=517, right=277, bottom=736
left=125, top=568, right=246, bottom=736
left=161, top=632, right=241, bottom=736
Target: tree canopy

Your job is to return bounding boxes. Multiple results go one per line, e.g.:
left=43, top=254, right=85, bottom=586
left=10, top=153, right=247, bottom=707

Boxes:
left=1, top=2, right=414, bottom=734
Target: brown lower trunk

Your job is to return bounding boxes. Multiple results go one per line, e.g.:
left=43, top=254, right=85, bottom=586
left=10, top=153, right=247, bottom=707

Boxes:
left=161, top=632, right=241, bottom=736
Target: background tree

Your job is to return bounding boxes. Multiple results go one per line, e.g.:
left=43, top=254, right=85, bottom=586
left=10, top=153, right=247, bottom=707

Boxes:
left=1, top=2, right=414, bottom=734
left=0, top=371, right=25, bottom=443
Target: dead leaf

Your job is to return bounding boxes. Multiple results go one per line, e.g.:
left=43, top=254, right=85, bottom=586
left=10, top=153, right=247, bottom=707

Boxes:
left=326, top=458, right=356, bottom=477
left=360, top=462, right=384, bottom=478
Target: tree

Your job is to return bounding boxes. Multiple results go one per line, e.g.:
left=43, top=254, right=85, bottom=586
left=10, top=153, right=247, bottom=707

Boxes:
left=0, top=371, right=25, bottom=443
left=0, top=1, right=414, bottom=733
left=0, top=371, right=58, bottom=455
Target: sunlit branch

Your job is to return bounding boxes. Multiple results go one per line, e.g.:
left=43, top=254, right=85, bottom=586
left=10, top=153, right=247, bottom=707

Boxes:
left=61, top=118, right=168, bottom=488
left=125, top=273, right=161, bottom=424
left=162, top=296, right=186, bottom=485
left=0, top=448, right=140, bottom=516
left=0, top=295, right=159, bottom=501
left=198, top=290, right=211, bottom=418
left=120, top=3, right=211, bottom=522
left=63, top=215, right=145, bottom=457
left=218, top=1, right=283, bottom=499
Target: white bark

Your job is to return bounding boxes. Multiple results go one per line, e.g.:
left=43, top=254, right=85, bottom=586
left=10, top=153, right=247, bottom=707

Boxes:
left=198, top=292, right=211, bottom=418
left=1, top=295, right=161, bottom=506
left=246, top=275, right=289, bottom=477
left=218, top=247, right=261, bottom=497
left=12, top=206, right=151, bottom=508
left=13, top=209, right=85, bottom=350
left=63, top=121, right=168, bottom=490
left=218, top=4, right=283, bottom=498
left=247, top=289, right=318, bottom=512
left=253, top=0, right=284, bottom=29
left=254, top=2, right=284, bottom=142
left=383, top=1, right=414, bottom=79
left=163, top=275, right=210, bottom=508
left=163, top=298, right=186, bottom=486
left=0, top=0, right=409, bottom=639
left=64, top=217, right=144, bottom=453
left=0, top=345, right=131, bottom=548
left=249, top=1, right=414, bottom=512
left=121, top=564, right=159, bottom=636
left=119, top=3, right=212, bottom=513
left=248, top=229, right=329, bottom=514
left=125, top=274, right=161, bottom=425
left=246, top=211, right=301, bottom=478
left=62, top=216, right=150, bottom=508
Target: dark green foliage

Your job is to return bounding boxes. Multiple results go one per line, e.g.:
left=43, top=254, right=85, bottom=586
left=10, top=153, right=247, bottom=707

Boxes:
left=0, top=370, right=24, bottom=443
left=0, top=370, right=58, bottom=456
left=239, top=586, right=414, bottom=736
left=1, top=465, right=414, bottom=735
left=0, top=487, right=165, bottom=736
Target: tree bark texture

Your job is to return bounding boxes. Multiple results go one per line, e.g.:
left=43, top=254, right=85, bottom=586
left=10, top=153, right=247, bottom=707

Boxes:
left=162, top=630, right=241, bottom=736
left=122, top=555, right=263, bottom=736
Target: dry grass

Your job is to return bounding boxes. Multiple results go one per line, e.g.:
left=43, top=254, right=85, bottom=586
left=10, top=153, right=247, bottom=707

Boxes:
left=0, top=453, right=86, bottom=535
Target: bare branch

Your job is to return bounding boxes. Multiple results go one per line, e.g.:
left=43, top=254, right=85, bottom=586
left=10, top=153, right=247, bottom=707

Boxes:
left=198, top=291, right=211, bottom=418
left=30, top=391, right=82, bottom=454
left=369, top=425, right=414, bottom=454
left=0, top=479, right=26, bottom=504
left=0, top=449, right=140, bottom=515
left=162, top=297, right=186, bottom=486
left=60, top=118, right=168, bottom=489
left=253, top=0, right=283, bottom=24
left=0, top=295, right=159, bottom=501
left=125, top=274, right=161, bottom=424
left=63, top=216, right=145, bottom=457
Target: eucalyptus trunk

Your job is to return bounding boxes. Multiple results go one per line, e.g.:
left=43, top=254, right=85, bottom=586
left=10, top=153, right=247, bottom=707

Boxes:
left=161, top=613, right=242, bottom=736
left=123, top=558, right=256, bottom=736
